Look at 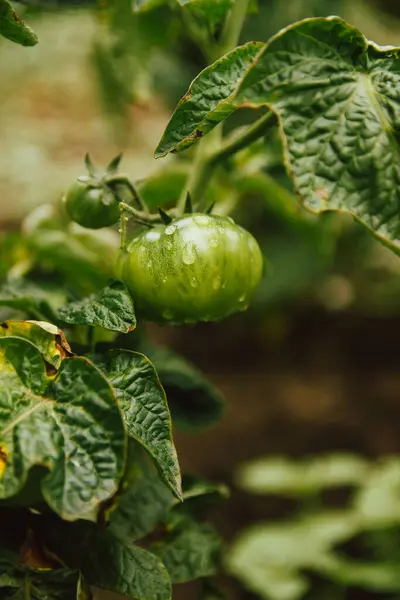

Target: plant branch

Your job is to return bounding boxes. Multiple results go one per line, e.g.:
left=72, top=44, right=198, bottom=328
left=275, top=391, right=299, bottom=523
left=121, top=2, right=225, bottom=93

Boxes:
left=187, top=111, right=276, bottom=211
left=106, top=175, right=148, bottom=211
left=219, top=0, right=251, bottom=57
left=210, top=111, right=276, bottom=166
left=119, top=202, right=162, bottom=223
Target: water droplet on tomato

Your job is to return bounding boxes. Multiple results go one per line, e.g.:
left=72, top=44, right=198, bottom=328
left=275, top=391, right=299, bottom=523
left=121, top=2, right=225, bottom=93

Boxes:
left=212, top=276, right=221, bottom=290
left=193, top=215, right=210, bottom=226
left=165, top=225, right=176, bottom=235
left=146, top=230, right=161, bottom=242
left=162, top=276, right=168, bottom=284
left=182, top=242, right=196, bottom=265
left=190, top=277, right=198, bottom=287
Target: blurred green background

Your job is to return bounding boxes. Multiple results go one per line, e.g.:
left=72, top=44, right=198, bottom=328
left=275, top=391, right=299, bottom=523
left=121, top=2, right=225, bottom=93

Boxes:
left=3, top=1, right=400, bottom=599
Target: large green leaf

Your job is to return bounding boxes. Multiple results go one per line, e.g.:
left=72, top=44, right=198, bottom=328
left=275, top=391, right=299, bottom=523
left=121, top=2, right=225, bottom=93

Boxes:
left=150, top=516, right=222, bottom=583
left=58, top=280, right=136, bottom=333
left=0, top=337, right=126, bottom=520
left=141, top=345, right=225, bottom=430
left=94, top=349, right=182, bottom=499
left=0, top=550, right=85, bottom=600
left=41, top=520, right=172, bottom=600
left=154, top=40, right=263, bottom=157
left=156, top=17, right=400, bottom=250
left=0, top=0, right=38, bottom=46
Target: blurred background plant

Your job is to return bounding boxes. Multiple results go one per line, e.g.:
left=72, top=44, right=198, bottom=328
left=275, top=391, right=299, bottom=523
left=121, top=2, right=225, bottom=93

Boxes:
left=2, top=0, right=400, bottom=598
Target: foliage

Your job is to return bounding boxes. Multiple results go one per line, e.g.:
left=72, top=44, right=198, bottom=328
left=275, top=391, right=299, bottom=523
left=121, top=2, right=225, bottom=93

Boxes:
left=229, top=454, right=400, bottom=600
left=2, top=3, right=400, bottom=600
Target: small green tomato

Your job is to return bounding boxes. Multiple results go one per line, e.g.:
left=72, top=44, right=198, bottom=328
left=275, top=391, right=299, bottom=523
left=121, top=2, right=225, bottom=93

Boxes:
left=120, top=213, right=263, bottom=324
left=64, top=177, right=120, bottom=229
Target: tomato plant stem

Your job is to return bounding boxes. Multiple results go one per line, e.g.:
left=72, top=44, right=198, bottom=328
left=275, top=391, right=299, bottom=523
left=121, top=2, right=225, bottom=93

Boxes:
left=119, top=202, right=162, bottom=223
left=219, top=0, right=251, bottom=56
left=178, top=0, right=252, bottom=214
left=186, top=111, right=276, bottom=212
left=106, top=175, right=148, bottom=212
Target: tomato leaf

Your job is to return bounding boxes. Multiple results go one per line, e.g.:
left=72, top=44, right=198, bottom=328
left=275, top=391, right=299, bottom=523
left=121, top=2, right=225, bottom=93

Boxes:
left=0, top=0, right=38, bottom=46
left=94, top=349, right=182, bottom=499
left=110, top=447, right=174, bottom=542
left=58, top=280, right=136, bottom=333
left=142, top=345, right=225, bottom=430
left=149, top=516, right=222, bottom=583
left=110, top=447, right=227, bottom=542
left=0, top=279, right=60, bottom=322
left=156, top=16, right=400, bottom=251
left=154, top=40, right=263, bottom=158
left=41, top=519, right=172, bottom=600
left=0, top=337, right=126, bottom=520
left=0, top=549, right=86, bottom=600
left=0, top=320, right=72, bottom=369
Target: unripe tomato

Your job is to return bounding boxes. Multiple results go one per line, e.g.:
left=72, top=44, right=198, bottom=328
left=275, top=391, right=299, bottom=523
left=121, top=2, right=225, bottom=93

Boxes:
left=64, top=177, right=120, bottom=229
left=120, top=213, right=263, bottom=324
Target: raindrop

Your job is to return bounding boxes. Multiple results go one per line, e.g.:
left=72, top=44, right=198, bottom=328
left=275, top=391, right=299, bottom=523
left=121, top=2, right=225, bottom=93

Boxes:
left=165, top=225, right=176, bottom=235
left=182, top=241, right=196, bottom=265
left=146, top=230, right=161, bottom=242
left=190, top=277, right=198, bottom=288
left=212, top=276, right=221, bottom=290
left=193, top=215, right=210, bottom=226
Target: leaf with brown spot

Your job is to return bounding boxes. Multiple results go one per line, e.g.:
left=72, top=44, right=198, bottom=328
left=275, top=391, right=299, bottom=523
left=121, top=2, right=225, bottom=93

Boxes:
left=0, top=0, right=38, bottom=46
left=0, top=337, right=126, bottom=520
left=0, top=320, right=73, bottom=368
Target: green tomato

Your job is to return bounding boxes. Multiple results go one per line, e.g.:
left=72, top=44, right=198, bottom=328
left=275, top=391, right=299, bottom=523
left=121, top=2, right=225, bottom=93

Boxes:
left=64, top=177, right=120, bottom=229
left=120, top=213, right=263, bottom=324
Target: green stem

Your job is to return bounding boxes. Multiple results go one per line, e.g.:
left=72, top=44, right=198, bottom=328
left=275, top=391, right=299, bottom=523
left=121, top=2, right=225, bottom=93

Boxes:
left=119, top=211, right=129, bottom=250
left=187, top=111, right=276, bottom=212
left=210, top=111, right=276, bottom=166
left=119, top=202, right=162, bottom=223
left=106, top=175, right=148, bottom=211
left=218, top=0, right=251, bottom=57
left=178, top=0, right=252, bottom=214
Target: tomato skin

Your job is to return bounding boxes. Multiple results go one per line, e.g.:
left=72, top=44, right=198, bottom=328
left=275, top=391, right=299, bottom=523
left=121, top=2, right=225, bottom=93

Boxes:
left=65, top=178, right=120, bottom=229
left=120, top=213, right=263, bottom=324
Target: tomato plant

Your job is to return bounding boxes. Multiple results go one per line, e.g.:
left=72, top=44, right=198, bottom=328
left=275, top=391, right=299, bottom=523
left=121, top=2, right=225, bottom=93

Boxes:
left=1, top=1, right=400, bottom=600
